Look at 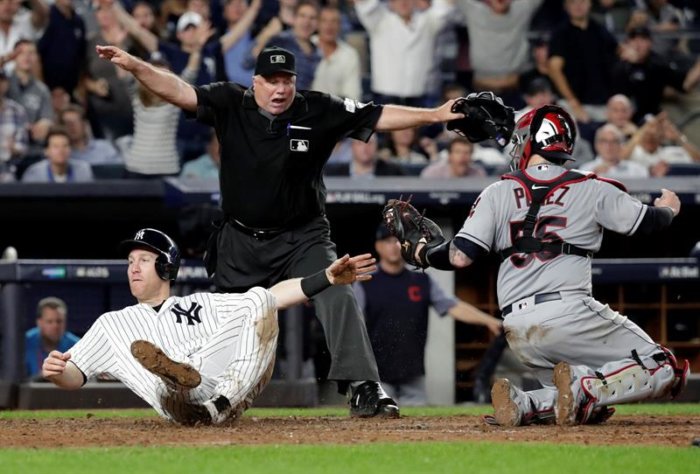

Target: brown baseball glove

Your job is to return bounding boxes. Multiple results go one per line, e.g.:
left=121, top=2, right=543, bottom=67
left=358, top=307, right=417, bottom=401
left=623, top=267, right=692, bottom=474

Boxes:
left=382, top=199, right=445, bottom=269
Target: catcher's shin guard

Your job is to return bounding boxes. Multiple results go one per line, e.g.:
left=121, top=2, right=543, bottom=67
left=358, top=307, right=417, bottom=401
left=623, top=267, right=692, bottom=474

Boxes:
left=555, top=349, right=690, bottom=425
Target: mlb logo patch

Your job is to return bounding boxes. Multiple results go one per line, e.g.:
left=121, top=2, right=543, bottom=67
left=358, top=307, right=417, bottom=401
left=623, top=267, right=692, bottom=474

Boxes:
left=290, top=139, right=309, bottom=152
left=271, top=55, right=286, bottom=64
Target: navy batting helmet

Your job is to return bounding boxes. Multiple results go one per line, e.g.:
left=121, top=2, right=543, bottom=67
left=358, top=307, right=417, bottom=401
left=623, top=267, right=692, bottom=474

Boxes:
left=120, top=228, right=181, bottom=281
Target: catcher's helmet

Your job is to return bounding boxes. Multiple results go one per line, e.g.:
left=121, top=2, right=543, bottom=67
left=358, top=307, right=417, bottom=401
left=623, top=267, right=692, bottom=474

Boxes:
left=120, top=228, right=181, bottom=281
left=509, top=105, right=576, bottom=171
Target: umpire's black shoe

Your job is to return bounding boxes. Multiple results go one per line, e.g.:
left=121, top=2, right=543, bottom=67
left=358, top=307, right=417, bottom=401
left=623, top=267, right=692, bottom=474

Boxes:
left=349, top=381, right=400, bottom=418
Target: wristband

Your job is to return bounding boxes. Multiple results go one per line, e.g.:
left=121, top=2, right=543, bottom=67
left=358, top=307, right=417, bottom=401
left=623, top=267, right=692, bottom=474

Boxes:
left=301, top=269, right=332, bottom=297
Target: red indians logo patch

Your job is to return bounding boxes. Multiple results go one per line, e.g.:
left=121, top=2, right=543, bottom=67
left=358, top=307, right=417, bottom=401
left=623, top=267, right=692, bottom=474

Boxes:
left=408, top=285, right=422, bottom=302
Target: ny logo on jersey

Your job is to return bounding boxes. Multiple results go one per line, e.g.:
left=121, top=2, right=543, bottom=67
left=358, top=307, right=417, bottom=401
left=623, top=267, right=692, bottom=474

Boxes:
left=172, top=302, right=203, bottom=325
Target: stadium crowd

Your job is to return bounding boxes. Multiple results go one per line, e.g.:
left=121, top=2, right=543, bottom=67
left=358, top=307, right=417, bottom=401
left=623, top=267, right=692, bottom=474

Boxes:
left=0, top=0, right=699, bottom=183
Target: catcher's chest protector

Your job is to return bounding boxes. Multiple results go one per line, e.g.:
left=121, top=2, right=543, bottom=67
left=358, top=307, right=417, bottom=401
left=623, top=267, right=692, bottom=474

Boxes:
left=498, top=169, right=595, bottom=261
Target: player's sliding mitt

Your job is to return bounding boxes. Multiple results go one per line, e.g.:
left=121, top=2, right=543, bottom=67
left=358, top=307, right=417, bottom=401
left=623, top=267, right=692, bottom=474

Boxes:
left=446, top=91, right=515, bottom=147
left=382, top=199, right=445, bottom=269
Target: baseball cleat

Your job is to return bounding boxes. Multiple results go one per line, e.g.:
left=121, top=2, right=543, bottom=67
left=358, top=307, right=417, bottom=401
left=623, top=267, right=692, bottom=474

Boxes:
left=349, top=381, right=400, bottom=418
left=131, top=340, right=201, bottom=389
left=553, top=361, right=577, bottom=426
left=490, top=378, right=521, bottom=427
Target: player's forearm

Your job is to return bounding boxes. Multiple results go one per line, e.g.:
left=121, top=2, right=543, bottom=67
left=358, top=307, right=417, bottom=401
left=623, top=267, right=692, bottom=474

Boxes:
left=270, top=267, right=341, bottom=308
left=269, top=278, right=308, bottom=309
left=46, top=362, right=85, bottom=390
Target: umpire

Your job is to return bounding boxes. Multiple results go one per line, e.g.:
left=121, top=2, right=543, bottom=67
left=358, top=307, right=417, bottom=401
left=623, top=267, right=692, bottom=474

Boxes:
left=95, top=43, right=465, bottom=418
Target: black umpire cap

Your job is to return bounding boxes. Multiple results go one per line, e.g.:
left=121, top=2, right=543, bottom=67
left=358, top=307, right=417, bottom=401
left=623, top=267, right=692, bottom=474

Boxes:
left=255, top=47, right=296, bottom=76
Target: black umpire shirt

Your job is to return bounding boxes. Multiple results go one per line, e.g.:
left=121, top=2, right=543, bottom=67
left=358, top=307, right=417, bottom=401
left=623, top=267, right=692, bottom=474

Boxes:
left=193, top=83, right=383, bottom=228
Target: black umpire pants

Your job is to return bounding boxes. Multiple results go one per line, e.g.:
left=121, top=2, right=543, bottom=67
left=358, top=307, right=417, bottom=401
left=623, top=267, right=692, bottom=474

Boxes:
left=211, top=215, right=380, bottom=390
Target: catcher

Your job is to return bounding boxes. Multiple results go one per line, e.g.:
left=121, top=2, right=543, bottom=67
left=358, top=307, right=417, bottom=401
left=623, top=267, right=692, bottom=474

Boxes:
left=384, top=104, right=689, bottom=426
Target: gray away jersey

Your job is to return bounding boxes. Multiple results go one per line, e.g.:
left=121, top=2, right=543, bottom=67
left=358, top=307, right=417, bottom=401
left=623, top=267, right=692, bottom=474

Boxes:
left=67, top=287, right=275, bottom=421
left=456, top=164, right=647, bottom=308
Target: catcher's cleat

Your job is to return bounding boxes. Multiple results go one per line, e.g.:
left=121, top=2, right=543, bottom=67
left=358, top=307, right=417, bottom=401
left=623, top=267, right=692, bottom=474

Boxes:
left=553, top=361, right=586, bottom=426
left=349, top=381, right=400, bottom=419
left=490, top=378, right=521, bottom=427
left=131, top=340, right=201, bottom=389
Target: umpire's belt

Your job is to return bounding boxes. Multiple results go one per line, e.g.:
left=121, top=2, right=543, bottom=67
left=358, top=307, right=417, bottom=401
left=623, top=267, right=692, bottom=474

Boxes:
left=501, top=292, right=561, bottom=317
left=228, top=218, right=289, bottom=240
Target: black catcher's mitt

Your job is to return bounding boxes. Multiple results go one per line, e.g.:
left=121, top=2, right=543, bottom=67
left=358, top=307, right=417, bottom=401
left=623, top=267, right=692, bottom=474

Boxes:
left=382, top=199, right=445, bottom=269
left=446, top=91, right=515, bottom=147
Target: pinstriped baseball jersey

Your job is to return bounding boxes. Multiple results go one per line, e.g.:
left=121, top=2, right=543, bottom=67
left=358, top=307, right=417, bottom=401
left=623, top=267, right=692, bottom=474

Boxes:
left=456, top=164, right=647, bottom=308
left=68, top=287, right=277, bottom=423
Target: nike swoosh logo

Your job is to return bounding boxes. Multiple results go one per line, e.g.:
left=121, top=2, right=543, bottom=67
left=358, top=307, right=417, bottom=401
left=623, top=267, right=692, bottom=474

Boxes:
left=531, top=185, right=548, bottom=190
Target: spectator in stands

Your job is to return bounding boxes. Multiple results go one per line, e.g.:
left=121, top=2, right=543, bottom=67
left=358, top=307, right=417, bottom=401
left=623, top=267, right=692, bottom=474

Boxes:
left=589, top=0, right=634, bottom=32
left=579, top=123, right=649, bottom=178
left=251, top=0, right=297, bottom=51
left=180, top=130, right=220, bottom=179
left=548, top=0, right=618, bottom=124
left=626, top=0, right=687, bottom=59
left=380, top=128, right=431, bottom=165
left=516, top=77, right=556, bottom=120
left=37, top=0, right=86, bottom=95
left=128, top=1, right=160, bottom=60
left=25, top=296, right=80, bottom=379
left=612, top=26, right=700, bottom=123
left=420, top=137, right=486, bottom=178
left=605, top=93, right=638, bottom=140
left=22, top=127, right=93, bottom=182
left=124, top=54, right=200, bottom=178
left=311, top=4, right=361, bottom=100
left=325, top=133, right=405, bottom=177
left=108, top=0, right=226, bottom=160
left=159, top=0, right=188, bottom=39
left=456, top=0, right=544, bottom=109
left=624, top=112, right=700, bottom=176
left=0, top=69, right=28, bottom=172
left=353, top=224, right=501, bottom=405
left=50, top=86, right=71, bottom=119
left=0, top=0, right=48, bottom=72
left=59, top=104, right=122, bottom=165
left=8, top=39, right=53, bottom=159
left=83, top=2, right=134, bottom=141
left=355, top=0, right=453, bottom=107
left=519, top=35, right=555, bottom=97
left=264, top=0, right=320, bottom=91
left=310, top=4, right=362, bottom=166
left=221, top=0, right=263, bottom=87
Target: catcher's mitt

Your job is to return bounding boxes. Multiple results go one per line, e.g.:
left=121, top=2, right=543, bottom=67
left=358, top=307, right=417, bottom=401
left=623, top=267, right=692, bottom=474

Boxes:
left=382, top=199, right=445, bottom=269
left=446, top=91, right=515, bottom=147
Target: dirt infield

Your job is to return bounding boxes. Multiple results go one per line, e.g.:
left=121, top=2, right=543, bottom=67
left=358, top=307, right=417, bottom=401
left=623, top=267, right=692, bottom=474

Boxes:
left=1, top=415, right=698, bottom=448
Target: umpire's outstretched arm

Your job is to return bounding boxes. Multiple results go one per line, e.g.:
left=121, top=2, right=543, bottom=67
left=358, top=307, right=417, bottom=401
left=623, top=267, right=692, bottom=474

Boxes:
left=95, top=45, right=198, bottom=112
